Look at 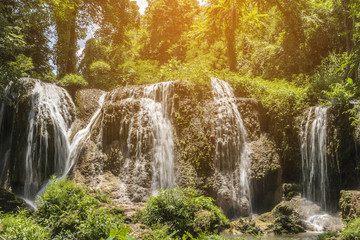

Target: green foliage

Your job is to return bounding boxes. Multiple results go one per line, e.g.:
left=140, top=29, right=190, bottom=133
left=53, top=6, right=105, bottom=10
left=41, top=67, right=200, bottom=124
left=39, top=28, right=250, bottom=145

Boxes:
left=118, top=60, right=160, bottom=85
left=35, top=177, right=133, bottom=239
left=8, top=54, right=34, bottom=78
left=59, top=73, right=88, bottom=87
left=0, top=209, right=50, bottom=240
left=143, top=187, right=230, bottom=238
left=218, top=72, right=309, bottom=151
left=308, top=53, right=347, bottom=103
left=342, top=217, right=360, bottom=240
left=78, top=208, right=128, bottom=240
left=322, top=83, right=355, bottom=106
left=35, top=177, right=98, bottom=235
left=88, top=60, right=111, bottom=88
left=141, top=0, right=200, bottom=63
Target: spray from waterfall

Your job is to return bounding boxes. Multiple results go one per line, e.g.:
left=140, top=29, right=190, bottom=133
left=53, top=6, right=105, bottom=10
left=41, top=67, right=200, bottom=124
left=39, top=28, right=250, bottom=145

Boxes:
left=211, top=77, right=252, bottom=216
left=300, top=106, right=329, bottom=210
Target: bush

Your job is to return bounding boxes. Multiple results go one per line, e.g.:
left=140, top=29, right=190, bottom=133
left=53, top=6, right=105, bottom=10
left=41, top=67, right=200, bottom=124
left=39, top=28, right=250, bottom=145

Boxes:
left=0, top=209, right=50, bottom=240
left=308, top=52, right=346, bottom=103
left=35, top=177, right=98, bottom=235
left=59, top=73, right=88, bottom=87
left=35, top=177, right=133, bottom=239
left=78, top=208, right=131, bottom=240
left=342, top=217, right=360, bottom=240
left=143, top=187, right=229, bottom=238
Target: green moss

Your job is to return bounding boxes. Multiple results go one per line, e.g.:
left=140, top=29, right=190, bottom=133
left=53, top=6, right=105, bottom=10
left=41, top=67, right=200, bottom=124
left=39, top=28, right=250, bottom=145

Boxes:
left=271, top=202, right=305, bottom=235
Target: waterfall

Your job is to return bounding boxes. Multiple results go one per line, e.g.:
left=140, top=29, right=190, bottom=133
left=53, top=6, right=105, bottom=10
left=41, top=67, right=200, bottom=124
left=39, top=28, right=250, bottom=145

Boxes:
left=63, top=94, right=106, bottom=177
left=211, top=78, right=252, bottom=216
left=23, top=80, right=75, bottom=199
left=143, top=82, right=175, bottom=192
left=122, top=82, right=175, bottom=194
left=300, top=106, right=329, bottom=210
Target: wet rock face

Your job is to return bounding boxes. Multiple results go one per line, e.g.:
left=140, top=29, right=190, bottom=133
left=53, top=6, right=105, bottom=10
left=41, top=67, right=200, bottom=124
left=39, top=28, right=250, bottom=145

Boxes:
left=0, top=188, right=25, bottom=213
left=73, top=80, right=280, bottom=216
left=1, top=78, right=281, bottom=216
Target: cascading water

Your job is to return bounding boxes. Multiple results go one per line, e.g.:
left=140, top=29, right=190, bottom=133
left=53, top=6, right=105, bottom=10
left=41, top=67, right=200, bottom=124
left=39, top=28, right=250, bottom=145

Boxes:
left=143, top=82, right=175, bottom=193
left=211, top=77, right=252, bottom=216
left=63, top=94, right=106, bottom=177
left=120, top=82, right=175, bottom=196
left=300, top=106, right=329, bottom=210
left=22, top=79, right=75, bottom=200
left=94, top=82, right=175, bottom=202
left=299, top=106, right=342, bottom=232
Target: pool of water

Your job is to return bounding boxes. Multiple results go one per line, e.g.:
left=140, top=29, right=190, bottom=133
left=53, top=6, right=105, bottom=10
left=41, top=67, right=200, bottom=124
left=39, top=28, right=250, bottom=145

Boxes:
left=226, top=232, right=321, bottom=240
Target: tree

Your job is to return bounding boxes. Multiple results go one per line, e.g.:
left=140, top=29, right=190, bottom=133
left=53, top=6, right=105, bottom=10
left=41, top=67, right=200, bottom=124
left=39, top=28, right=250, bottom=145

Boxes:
left=141, top=0, right=200, bottom=63
left=206, top=0, right=243, bottom=71
left=0, top=0, right=51, bottom=98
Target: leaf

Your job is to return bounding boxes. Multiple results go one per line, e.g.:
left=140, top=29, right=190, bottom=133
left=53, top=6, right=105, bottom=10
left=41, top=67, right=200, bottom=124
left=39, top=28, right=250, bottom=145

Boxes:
left=347, top=78, right=354, bottom=85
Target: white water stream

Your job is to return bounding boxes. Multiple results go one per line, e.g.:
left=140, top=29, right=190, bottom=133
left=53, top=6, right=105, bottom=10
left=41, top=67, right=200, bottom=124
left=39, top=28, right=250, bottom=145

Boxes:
left=300, top=106, right=329, bottom=210
left=211, top=77, right=252, bottom=215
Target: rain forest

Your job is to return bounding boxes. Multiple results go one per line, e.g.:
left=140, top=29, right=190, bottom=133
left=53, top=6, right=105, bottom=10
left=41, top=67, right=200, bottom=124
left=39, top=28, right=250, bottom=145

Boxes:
left=2, top=0, right=360, bottom=239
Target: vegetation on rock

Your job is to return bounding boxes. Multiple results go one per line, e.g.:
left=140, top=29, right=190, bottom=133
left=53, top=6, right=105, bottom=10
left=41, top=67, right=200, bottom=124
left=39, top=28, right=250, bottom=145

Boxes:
left=0, top=178, right=134, bottom=240
left=143, top=187, right=230, bottom=238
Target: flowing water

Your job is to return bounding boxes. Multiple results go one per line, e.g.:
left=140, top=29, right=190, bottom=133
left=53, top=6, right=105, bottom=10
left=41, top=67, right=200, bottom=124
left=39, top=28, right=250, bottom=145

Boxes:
left=299, top=107, right=343, bottom=233
left=143, top=82, right=175, bottom=193
left=95, top=82, right=175, bottom=202
left=63, top=94, right=106, bottom=177
left=300, top=107, right=329, bottom=210
left=23, top=80, right=75, bottom=199
left=211, top=77, right=252, bottom=216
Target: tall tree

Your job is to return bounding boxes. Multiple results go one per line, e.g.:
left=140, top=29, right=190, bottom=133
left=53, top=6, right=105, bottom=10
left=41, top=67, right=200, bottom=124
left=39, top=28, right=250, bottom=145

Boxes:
left=206, top=0, right=242, bottom=71
left=141, top=0, right=200, bottom=63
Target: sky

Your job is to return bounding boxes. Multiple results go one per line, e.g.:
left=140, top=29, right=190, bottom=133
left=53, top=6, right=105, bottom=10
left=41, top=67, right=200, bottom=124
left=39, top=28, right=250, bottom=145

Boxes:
left=135, top=0, right=148, bottom=15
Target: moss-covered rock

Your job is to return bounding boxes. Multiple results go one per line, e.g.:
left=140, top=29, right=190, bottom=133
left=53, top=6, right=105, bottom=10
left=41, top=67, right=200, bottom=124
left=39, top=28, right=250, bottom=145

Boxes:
left=271, top=201, right=305, bottom=235
left=234, top=217, right=261, bottom=235
left=282, top=183, right=301, bottom=201
left=339, top=190, right=360, bottom=222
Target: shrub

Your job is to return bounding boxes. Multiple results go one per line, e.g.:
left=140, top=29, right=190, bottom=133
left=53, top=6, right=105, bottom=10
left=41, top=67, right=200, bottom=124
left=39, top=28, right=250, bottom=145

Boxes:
left=0, top=209, right=50, bottom=240
left=342, top=217, right=360, bottom=240
left=143, top=187, right=229, bottom=238
left=59, top=73, right=88, bottom=87
left=35, top=177, right=98, bottom=236
left=78, top=208, right=131, bottom=240
left=35, top=178, right=135, bottom=239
